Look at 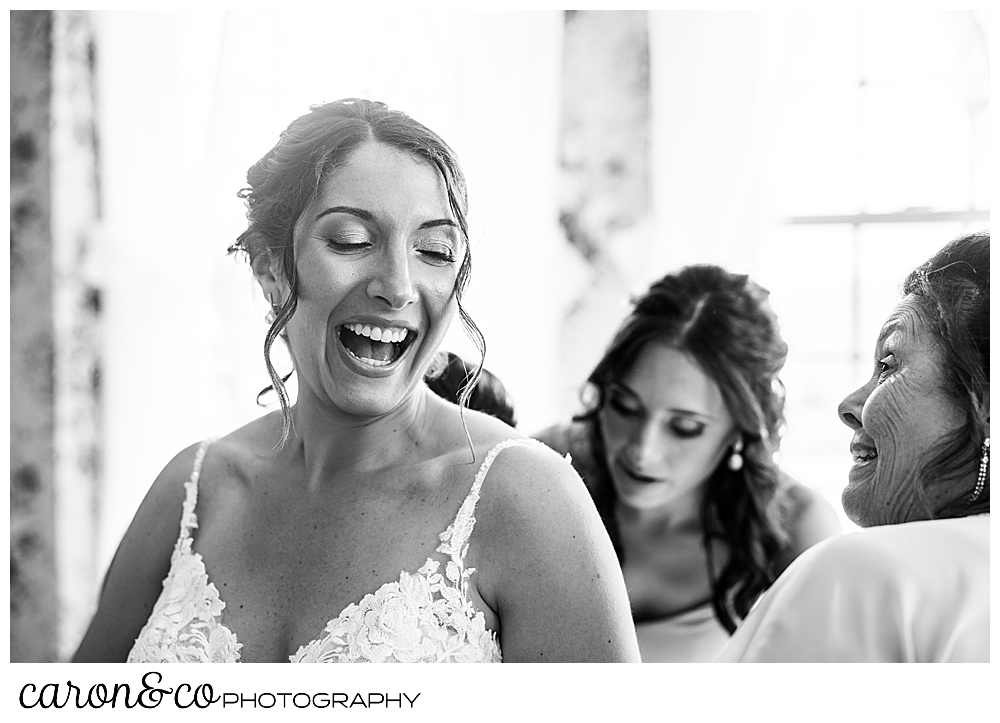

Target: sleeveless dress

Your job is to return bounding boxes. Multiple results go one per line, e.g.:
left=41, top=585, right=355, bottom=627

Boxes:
left=634, top=604, right=730, bottom=662
left=538, top=423, right=732, bottom=662
left=128, top=438, right=536, bottom=663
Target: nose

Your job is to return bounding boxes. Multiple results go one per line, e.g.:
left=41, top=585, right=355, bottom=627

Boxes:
left=367, top=244, right=418, bottom=310
left=626, top=419, right=664, bottom=473
left=838, top=381, right=870, bottom=430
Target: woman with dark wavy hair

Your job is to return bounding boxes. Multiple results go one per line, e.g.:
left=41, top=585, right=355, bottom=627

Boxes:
left=73, top=99, right=638, bottom=663
left=426, top=351, right=518, bottom=427
left=536, top=264, right=840, bottom=662
left=718, top=231, right=989, bottom=662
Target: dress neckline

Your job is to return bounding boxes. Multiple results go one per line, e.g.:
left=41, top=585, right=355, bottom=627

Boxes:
left=176, top=437, right=530, bottom=662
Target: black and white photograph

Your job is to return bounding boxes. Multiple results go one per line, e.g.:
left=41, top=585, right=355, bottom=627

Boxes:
left=8, top=4, right=991, bottom=718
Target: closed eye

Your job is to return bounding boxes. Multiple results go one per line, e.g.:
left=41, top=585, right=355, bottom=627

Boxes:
left=670, top=420, right=706, bottom=439
left=416, top=245, right=457, bottom=265
left=323, top=228, right=372, bottom=252
left=607, top=391, right=642, bottom=417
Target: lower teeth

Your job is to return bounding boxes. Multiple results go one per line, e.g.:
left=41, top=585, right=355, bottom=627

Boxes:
left=347, top=349, right=391, bottom=367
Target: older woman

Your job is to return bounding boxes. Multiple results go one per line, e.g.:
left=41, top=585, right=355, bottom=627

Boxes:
left=716, top=231, right=989, bottom=662
left=536, top=265, right=841, bottom=662
left=72, top=99, right=639, bottom=663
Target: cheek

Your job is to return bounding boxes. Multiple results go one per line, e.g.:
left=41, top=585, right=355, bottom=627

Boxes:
left=683, top=439, right=728, bottom=478
left=597, top=411, right=628, bottom=454
left=861, top=378, right=915, bottom=451
left=864, top=374, right=961, bottom=454
left=430, top=274, right=460, bottom=308
left=416, top=266, right=459, bottom=312
left=437, top=293, right=459, bottom=322
left=295, top=254, right=358, bottom=304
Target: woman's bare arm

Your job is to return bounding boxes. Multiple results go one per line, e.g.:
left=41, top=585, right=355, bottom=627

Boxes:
left=72, top=444, right=198, bottom=662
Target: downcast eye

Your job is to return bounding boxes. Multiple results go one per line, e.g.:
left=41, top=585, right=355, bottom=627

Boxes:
left=876, top=353, right=896, bottom=383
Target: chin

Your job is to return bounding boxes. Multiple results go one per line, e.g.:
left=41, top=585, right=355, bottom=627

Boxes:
left=614, top=484, right=679, bottom=512
left=840, top=482, right=871, bottom=527
left=332, top=380, right=415, bottom=419
left=841, top=498, right=868, bottom=527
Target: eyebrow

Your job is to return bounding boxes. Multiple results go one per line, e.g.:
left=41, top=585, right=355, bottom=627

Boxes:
left=876, top=317, right=903, bottom=347
left=314, top=206, right=458, bottom=231
left=315, top=206, right=374, bottom=222
left=419, top=219, right=459, bottom=231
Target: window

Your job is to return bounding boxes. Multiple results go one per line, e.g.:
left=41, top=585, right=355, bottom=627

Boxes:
left=754, top=9, right=989, bottom=529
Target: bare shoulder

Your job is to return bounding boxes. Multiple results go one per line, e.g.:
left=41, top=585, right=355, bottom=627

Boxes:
left=472, top=438, right=604, bottom=568
left=109, top=439, right=209, bottom=568
left=472, top=438, right=580, bottom=519
left=775, top=473, right=842, bottom=572
left=72, top=439, right=207, bottom=662
left=468, top=432, right=639, bottom=661
left=783, top=476, right=842, bottom=539
left=193, top=412, right=294, bottom=501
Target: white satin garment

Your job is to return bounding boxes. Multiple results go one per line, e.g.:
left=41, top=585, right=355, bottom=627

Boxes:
left=715, top=515, right=989, bottom=662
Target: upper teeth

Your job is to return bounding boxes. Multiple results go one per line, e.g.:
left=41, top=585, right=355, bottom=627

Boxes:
left=853, top=449, right=878, bottom=462
left=344, top=323, right=409, bottom=343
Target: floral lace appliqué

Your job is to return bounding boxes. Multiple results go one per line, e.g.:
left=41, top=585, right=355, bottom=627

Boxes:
left=127, top=440, right=243, bottom=663
left=290, top=534, right=500, bottom=663
left=290, top=440, right=532, bottom=663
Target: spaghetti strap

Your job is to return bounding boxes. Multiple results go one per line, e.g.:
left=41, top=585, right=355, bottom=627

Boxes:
left=440, top=438, right=544, bottom=561
left=176, top=438, right=215, bottom=547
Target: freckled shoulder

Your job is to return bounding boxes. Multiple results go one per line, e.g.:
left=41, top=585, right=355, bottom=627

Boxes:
left=466, top=436, right=638, bottom=661
left=200, top=413, right=290, bottom=491
left=459, top=429, right=592, bottom=569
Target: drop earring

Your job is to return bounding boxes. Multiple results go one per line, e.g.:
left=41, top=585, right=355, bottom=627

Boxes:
left=265, top=293, right=278, bottom=325
left=969, top=437, right=989, bottom=503
left=728, top=437, right=744, bottom=472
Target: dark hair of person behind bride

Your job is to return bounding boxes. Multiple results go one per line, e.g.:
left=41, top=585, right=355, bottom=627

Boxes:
left=227, top=98, right=485, bottom=445
left=902, top=230, right=990, bottom=517
left=426, top=352, right=518, bottom=427
left=575, top=264, right=794, bottom=633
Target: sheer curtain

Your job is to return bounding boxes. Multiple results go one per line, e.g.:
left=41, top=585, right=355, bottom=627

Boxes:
left=76, top=8, right=988, bottom=656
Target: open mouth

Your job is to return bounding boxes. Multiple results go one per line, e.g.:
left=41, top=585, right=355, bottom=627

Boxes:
left=852, top=448, right=878, bottom=464
left=850, top=433, right=879, bottom=465
left=338, top=322, right=416, bottom=368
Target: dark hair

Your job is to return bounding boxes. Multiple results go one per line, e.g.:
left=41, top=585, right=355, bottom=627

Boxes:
left=902, top=230, right=990, bottom=517
left=575, top=264, right=793, bottom=633
left=426, top=352, right=517, bottom=427
left=228, top=99, right=484, bottom=445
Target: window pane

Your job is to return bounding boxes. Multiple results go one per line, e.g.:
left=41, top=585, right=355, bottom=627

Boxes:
left=862, top=85, right=972, bottom=212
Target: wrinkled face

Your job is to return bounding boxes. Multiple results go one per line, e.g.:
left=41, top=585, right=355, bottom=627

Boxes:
left=598, top=342, right=737, bottom=512
left=280, top=141, right=463, bottom=418
left=837, top=295, right=964, bottom=527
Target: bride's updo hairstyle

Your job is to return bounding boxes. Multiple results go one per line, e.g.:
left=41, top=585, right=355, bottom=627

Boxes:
left=228, top=99, right=484, bottom=445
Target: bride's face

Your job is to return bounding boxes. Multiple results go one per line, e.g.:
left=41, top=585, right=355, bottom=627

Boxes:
left=281, top=141, right=463, bottom=418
